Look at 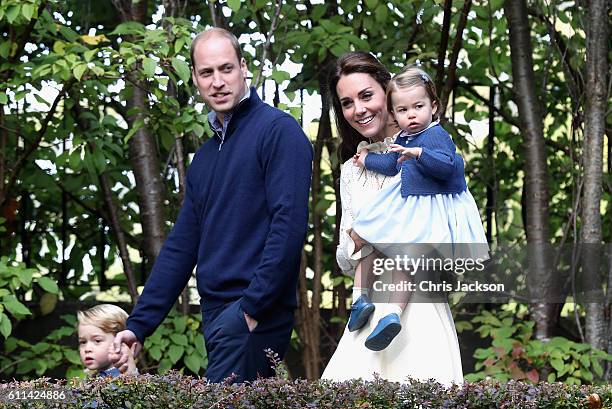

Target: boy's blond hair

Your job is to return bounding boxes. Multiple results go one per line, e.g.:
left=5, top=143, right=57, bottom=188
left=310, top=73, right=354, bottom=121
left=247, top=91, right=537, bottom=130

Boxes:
left=386, top=65, right=441, bottom=121
left=77, top=304, right=128, bottom=335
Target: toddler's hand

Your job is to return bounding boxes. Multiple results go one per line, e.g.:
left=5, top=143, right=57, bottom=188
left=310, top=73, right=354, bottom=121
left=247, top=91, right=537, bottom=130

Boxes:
left=390, top=144, right=422, bottom=164
left=353, top=149, right=368, bottom=168
left=108, top=342, right=138, bottom=375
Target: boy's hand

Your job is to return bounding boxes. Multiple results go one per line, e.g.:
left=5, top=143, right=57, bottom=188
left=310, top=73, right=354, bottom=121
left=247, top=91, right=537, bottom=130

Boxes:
left=108, top=342, right=138, bottom=375
left=111, top=330, right=141, bottom=369
left=390, top=144, right=422, bottom=164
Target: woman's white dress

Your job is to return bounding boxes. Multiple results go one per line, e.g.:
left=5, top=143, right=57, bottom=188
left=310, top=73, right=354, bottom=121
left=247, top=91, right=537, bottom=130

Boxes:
left=321, top=158, right=464, bottom=386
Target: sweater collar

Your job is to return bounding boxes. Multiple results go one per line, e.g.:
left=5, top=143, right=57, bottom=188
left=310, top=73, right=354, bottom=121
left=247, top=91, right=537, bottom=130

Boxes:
left=398, top=120, right=440, bottom=140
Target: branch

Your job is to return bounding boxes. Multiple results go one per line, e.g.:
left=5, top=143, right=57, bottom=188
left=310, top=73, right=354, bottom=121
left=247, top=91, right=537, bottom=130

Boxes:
left=458, top=82, right=575, bottom=160
left=110, top=0, right=132, bottom=22
left=1, top=79, right=75, bottom=208
left=0, top=0, right=48, bottom=82
left=254, top=0, right=283, bottom=89
left=208, top=1, right=218, bottom=27
left=439, top=0, right=472, bottom=120
left=527, top=5, right=584, bottom=100
left=435, top=0, right=452, bottom=91
left=100, top=173, right=139, bottom=303
left=458, top=83, right=519, bottom=128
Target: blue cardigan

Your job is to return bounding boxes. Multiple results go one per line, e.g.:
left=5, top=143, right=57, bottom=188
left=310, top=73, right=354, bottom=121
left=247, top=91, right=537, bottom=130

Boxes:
left=364, top=124, right=467, bottom=197
left=126, top=89, right=313, bottom=342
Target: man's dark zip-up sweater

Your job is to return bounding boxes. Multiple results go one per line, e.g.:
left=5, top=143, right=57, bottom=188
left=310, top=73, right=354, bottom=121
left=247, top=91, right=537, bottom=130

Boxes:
left=126, top=89, right=313, bottom=343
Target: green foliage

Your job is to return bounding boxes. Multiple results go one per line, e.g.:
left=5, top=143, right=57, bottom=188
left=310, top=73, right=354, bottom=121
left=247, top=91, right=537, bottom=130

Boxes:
left=0, top=257, right=60, bottom=339
left=1, top=373, right=610, bottom=408
left=464, top=308, right=612, bottom=385
left=0, top=315, right=81, bottom=379
left=143, top=312, right=207, bottom=375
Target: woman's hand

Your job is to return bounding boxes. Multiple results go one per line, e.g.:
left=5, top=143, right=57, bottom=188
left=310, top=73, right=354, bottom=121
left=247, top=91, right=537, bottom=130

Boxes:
left=348, top=228, right=367, bottom=253
left=390, top=144, right=422, bottom=164
left=353, top=149, right=368, bottom=168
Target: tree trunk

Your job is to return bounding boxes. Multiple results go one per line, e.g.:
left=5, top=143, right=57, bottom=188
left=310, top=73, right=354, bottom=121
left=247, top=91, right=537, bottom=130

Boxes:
left=504, top=0, right=557, bottom=339
left=112, top=0, right=168, bottom=270
left=325, top=135, right=346, bottom=341
left=163, top=0, right=190, bottom=315
left=581, top=0, right=608, bottom=357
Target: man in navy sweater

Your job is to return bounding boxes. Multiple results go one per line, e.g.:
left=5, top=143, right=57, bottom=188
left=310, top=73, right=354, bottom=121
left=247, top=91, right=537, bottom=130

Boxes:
left=111, top=28, right=313, bottom=382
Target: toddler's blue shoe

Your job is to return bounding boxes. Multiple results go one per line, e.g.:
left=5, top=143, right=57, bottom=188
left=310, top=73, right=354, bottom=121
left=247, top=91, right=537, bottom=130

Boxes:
left=347, top=294, right=375, bottom=332
left=365, top=313, right=401, bottom=351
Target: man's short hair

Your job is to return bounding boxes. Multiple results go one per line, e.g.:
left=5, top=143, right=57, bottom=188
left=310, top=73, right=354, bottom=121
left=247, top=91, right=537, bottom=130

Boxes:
left=190, top=28, right=243, bottom=70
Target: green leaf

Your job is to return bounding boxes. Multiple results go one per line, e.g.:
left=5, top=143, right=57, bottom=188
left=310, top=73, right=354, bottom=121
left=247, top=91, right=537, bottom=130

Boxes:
left=110, top=22, right=146, bottom=36
left=0, top=313, right=12, bottom=339
left=184, top=352, right=202, bottom=374
left=174, top=37, right=186, bottom=53
left=84, top=49, right=97, bottom=62
left=142, top=57, right=157, bottom=78
left=174, top=316, right=187, bottom=334
left=365, top=0, right=379, bottom=8
left=37, top=276, right=59, bottom=294
left=0, top=93, right=7, bottom=104
left=168, top=345, right=184, bottom=364
left=21, top=4, right=35, bottom=20
left=53, top=41, right=66, bottom=55
left=4, top=296, right=31, bottom=316
left=170, top=333, right=188, bottom=346
left=550, top=357, right=564, bottom=372
left=158, top=358, right=172, bottom=374
left=72, top=63, right=88, bottom=81
left=59, top=26, right=79, bottom=42
left=270, top=70, right=290, bottom=83
left=227, top=0, right=241, bottom=12
left=0, top=40, right=11, bottom=58
left=60, top=349, right=80, bottom=366
left=375, top=4, right=388, bottom=23
left=592, top=358, right=604, bottom=377
left=6, top=6, right=20, bottom=24
left=149, top=346, right=162, bottom=361
left=171, top=57, right=191, bottom=84
left=192, top=123, right=204, bottom=138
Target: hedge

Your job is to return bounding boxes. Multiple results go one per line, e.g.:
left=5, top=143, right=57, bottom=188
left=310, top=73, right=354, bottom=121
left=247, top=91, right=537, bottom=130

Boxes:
left=0, top=372, right=610, bottom=408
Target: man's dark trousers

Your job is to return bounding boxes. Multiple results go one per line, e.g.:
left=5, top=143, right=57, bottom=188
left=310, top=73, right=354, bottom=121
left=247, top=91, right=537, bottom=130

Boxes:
left=202, top=299, right=294, bottom=383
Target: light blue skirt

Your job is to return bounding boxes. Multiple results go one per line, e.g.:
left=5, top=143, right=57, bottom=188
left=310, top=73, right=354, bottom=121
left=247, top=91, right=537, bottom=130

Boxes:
left=352, top=178, right=489, bottom=259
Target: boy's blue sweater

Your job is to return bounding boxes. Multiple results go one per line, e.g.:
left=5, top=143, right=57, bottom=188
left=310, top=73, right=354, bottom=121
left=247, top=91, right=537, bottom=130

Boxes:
left=126, top=90, right=313, bottom=343
left=364, top=124, right=467, bottom=197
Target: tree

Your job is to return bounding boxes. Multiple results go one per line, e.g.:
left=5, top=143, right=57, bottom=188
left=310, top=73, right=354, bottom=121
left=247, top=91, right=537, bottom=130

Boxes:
left=504, top=0, right=557, bottom=340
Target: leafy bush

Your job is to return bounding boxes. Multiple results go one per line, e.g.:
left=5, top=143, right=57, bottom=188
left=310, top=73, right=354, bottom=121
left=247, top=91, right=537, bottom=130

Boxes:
left=0, top=315, right=81, bottom=379
left=0, top=372, right=609, bottom=409
left=462, top=308, right=612, bottom=385
left=1, top=311, right=207, bottom=380
left=0, top=256, right=60, bottom=339
left=142, top=311, right=207, bottom=375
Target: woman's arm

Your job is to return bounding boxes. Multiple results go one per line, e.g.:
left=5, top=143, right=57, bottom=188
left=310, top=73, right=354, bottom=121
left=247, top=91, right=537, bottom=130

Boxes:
left=336, top=162, right=358, bottom=276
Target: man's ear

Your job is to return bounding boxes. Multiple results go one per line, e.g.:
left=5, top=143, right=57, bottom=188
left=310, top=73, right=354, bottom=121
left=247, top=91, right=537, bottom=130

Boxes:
left=240, top=58, right=248, bottom=78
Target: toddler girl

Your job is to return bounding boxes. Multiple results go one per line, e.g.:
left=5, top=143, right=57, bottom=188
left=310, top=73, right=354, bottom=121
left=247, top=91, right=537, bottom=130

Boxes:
left=348, top=66, right=488, bottom=351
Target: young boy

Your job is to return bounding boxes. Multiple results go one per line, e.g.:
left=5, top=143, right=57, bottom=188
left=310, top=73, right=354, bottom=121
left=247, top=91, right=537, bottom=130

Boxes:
left=77, top=304, right=138, bottom=377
